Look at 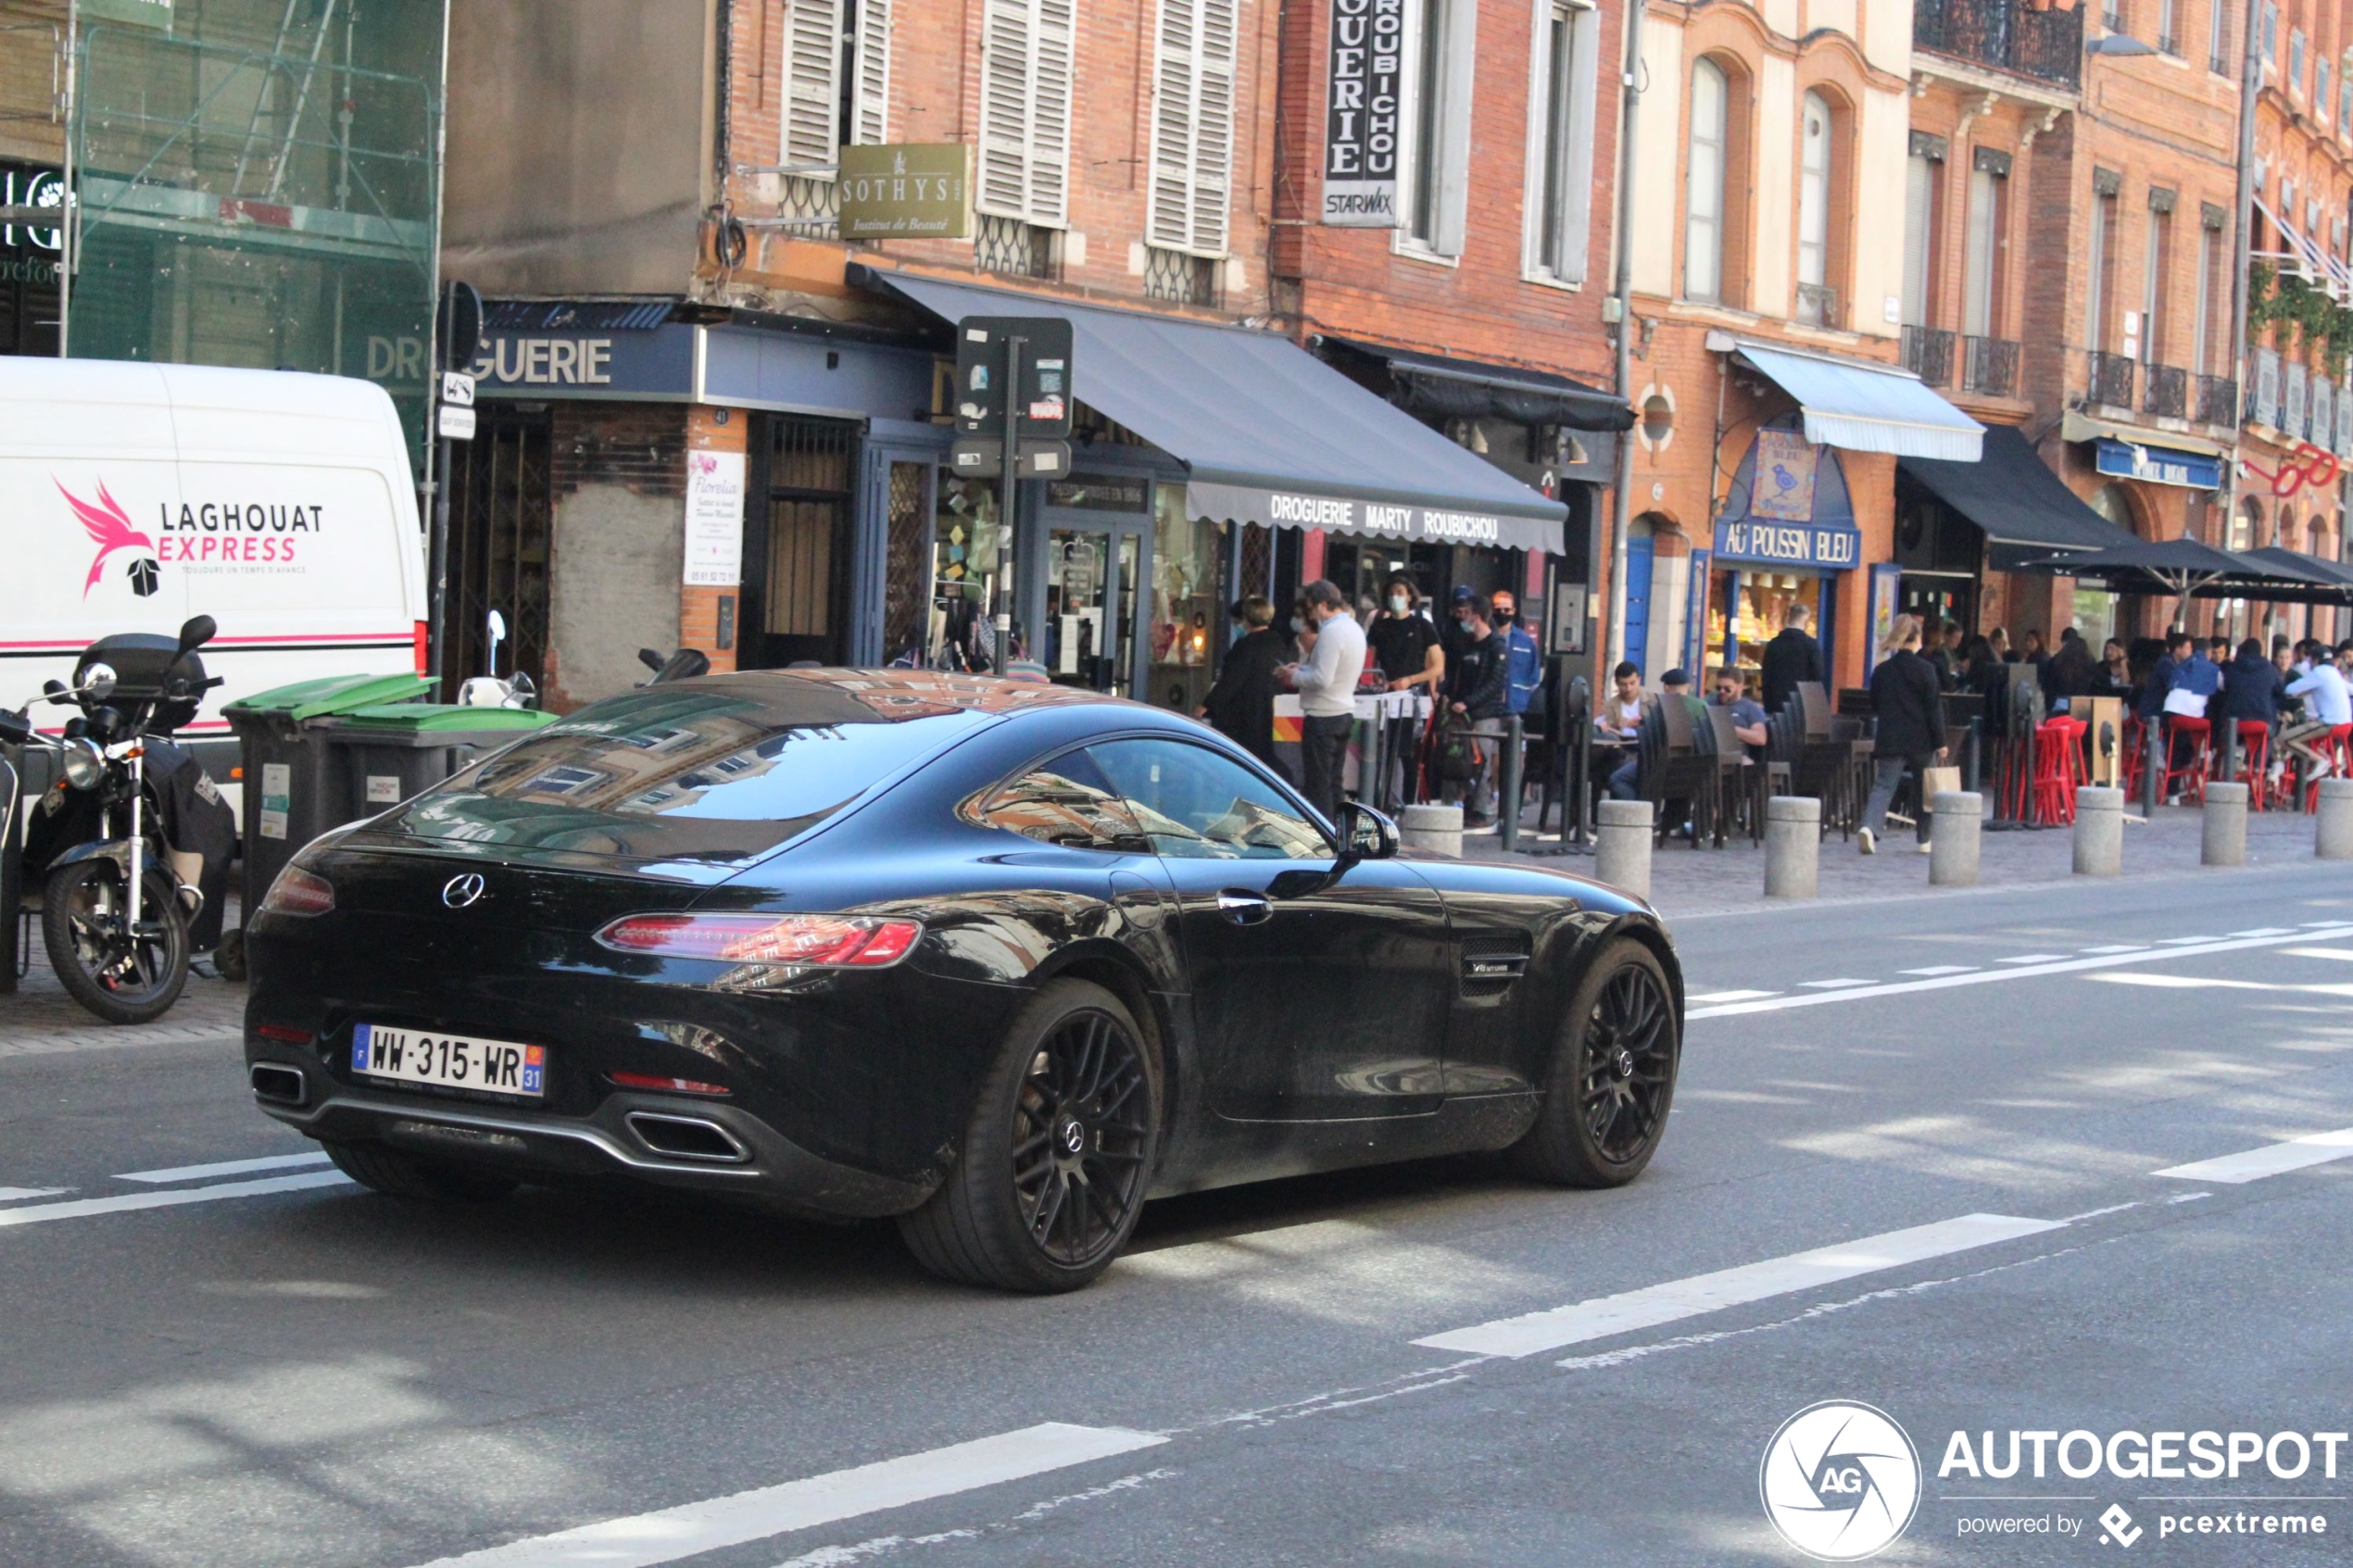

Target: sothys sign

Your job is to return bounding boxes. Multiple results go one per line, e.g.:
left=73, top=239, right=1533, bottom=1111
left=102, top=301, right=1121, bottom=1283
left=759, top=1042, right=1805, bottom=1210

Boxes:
left=1322, top=0, right=1405, bottom=227
left=838, top=144, right=975, bottom=240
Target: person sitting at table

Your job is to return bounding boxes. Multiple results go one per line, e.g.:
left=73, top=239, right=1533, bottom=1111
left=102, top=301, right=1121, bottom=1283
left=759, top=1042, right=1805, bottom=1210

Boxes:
left=1607, top=669, right=1699, bottom=804
left=1710, top=669, right=1769, bottom=761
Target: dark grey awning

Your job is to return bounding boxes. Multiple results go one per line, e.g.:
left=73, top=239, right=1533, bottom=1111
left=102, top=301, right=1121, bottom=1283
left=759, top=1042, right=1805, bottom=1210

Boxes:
left=860, top=270, right=1567, bottom=551
left=1899, top=426, right=2139, bottom=564
left=1314, top=334, right=1635, bottom=432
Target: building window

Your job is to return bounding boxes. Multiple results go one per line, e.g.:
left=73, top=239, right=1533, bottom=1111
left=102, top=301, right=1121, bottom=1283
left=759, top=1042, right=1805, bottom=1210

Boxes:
left=1141, top=245, right=1220, bottom=305
left=2193, top=220, right=2219, bottom=374
left=976, top=211, right=1057, bottom=278
left=2087, top=188, right=2117, bottom=354
left=2261, top=2, right=2278, bottom=69
left=1685, top=57, right=1730, bottom=302
left=1902, top=146, right=1940, bottom=327
left=2340, top=57, right=2353, bottom=127
left=1524, top=0, right=1599, bottom=284
left=1963, top=159, right=2003, bottom=338
left=2210, top=0, right=2230, bottom=72
left=1794, top=91, right=1835, bottom=324
left=1148, top=0, right=1237, bottom=259
left=2142, top=205, right=2171, bottom=363
left=2291, top=28, right=2307, bottom=91
left=2158, top=0, right=2178, bottom=52
left=978, top=0, right=1076, bottom=230
left=2322, top=59, right=2334, bottom=119
left=779, top=0, right=894, bottom=166
left=1401, top=0, right=1474, bottom=256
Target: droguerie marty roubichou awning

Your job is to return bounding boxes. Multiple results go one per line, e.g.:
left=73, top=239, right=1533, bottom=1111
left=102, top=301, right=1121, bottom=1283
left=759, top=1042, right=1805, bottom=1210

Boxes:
left=858, top=269, right=1569, bottom=552
left=1724, top=339, right=1984, bottom=462
left=1898, top=425, right=2140, bottom=569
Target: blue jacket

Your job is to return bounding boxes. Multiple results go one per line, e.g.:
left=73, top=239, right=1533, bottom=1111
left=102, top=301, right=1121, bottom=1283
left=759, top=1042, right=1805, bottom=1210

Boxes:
left=2175, top=652, right=2222, bottom=697
left=1501, top=621, right=1542, bottom=715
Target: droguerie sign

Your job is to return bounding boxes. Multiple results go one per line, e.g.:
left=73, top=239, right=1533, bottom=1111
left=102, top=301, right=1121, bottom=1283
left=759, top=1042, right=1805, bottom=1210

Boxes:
left=1266, top=491, right=1504, bottom=544
left=1322, top=0, right=1405, bottom=227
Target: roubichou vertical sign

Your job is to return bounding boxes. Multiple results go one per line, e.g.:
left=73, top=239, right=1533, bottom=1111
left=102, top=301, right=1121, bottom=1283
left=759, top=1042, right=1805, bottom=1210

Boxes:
left=1322, top=0, right=1404, bottom=226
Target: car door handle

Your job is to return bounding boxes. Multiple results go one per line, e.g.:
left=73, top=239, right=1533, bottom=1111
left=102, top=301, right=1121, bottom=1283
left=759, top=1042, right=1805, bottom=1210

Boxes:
left=1216, top=889, right=1273, bottom=925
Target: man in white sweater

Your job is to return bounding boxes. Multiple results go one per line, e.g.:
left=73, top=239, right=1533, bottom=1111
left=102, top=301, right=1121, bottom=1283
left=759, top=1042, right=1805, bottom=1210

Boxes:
left=1281, top=578, right=1367, bottom=824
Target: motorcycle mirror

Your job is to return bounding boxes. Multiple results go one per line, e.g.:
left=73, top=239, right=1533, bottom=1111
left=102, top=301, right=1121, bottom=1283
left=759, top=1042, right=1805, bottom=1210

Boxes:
left=80, top=661, right=118, bottom=701
left=487, top=608, right=507, bottom=642
left=0, top=708, right=30, bottom=746
left=638, top=648, right=664, bottom=674
left=176, top=614, right=217, bottom=656
left=43, top=679, right=69, bottom=704
left=654, top=648, right=711, bottom=684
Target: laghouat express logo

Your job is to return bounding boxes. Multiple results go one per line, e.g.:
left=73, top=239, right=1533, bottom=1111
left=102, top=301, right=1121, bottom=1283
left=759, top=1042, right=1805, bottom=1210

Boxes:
left=1760, top=1401, right=1924, bottom=1561
left=57, top=476, right=326, bottom=597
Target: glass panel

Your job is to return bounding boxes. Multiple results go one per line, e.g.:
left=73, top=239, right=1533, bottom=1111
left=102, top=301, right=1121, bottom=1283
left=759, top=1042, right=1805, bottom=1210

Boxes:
left=1684, top=61, right=1724, bottom=301
left=1088, top=737, right=1328, bottom=859
left=928, top=473, right=1002, bottom=671
left=1712, top=570, right=1823, bottom=681
left=1150, top=485, right=1220, bottom=713
left=1902, top=154, right=1934, bottom=326
left=966, top=747, right=1144, bottom=850
left=1539, top=6, right=1574, bottom=272
left=1797, top=93, right=1829, bottom=289
left=1964, top=169, right=1997, bottom=337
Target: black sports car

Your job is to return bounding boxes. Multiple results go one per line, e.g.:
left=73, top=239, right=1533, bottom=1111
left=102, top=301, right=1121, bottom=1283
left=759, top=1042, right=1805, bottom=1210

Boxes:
left=244, top=671, right=1682, bottom=1291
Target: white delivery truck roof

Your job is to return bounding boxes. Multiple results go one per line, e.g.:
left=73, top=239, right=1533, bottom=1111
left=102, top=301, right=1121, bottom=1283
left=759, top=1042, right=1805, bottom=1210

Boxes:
left=0, top=359, right=429, bottom=738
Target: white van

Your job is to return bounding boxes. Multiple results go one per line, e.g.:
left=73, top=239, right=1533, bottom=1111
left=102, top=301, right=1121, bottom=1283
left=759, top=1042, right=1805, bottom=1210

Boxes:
left=0, top=359, right=428, bottom=763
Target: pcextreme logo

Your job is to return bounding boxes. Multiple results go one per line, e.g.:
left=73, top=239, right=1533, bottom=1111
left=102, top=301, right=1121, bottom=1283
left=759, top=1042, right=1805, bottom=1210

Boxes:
left=56, top=479, right=159, bottom=598
left=1759, top=1401, right=1924, bottom=1561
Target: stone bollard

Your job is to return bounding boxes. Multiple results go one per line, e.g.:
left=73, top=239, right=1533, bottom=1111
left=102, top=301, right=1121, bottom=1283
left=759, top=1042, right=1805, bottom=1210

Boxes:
left=2319, top=778, right=2353, bottom=860
left=1594, top=799, right=1654, bottom=898
left=1764, top=796, right=1821, bottom=899
left=2073, top=785, right=2125, bottom=876
left=1399, top=802, right=1464, bottom=859
left=1930, top=791, right=1982, bottom=886
left=2202, top=781, right=2249, bottom=867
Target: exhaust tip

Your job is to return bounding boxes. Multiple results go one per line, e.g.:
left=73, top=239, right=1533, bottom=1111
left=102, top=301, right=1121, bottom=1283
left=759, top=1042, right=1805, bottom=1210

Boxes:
left=624, top=1110, right=749, bottom=1164
left=250, top=1062, right=307, bottom=1106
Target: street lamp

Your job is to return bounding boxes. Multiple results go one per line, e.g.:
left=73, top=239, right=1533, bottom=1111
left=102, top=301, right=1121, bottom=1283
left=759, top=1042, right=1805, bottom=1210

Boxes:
left=2085, top=32, right=2160, bottom=55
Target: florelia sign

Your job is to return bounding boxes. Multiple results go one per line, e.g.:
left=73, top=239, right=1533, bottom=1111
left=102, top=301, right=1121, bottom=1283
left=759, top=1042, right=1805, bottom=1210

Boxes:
left=1322, top=0, right=1404, bottom=227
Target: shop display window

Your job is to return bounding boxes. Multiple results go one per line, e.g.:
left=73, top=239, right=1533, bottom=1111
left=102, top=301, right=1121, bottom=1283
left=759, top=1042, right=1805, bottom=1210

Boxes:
left=1151, top=487, right=1224, bottom=713
left=1707, top=569, right=1822, bottom=690
left=927, top=475, right=1003, bottom=671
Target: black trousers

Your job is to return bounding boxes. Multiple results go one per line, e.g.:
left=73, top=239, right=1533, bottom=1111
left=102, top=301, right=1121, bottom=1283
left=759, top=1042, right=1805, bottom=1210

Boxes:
left=1301, top=713, right=1353, bottom=824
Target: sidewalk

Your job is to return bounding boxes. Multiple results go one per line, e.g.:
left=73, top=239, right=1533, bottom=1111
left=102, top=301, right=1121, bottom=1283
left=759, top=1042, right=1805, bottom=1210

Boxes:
left=1463, top=802, right=2335, bottom=918
left=2, top=900, right=245, bottom=1060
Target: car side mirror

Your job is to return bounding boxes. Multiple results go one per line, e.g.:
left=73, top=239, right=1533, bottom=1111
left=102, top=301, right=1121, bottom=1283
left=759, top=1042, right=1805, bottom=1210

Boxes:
left=1338, top=800, right=1400, bottom=862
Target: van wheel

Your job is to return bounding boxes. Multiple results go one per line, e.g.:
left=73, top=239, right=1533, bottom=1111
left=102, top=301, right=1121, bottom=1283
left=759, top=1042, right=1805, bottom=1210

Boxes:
left=898, top=979, right=1161, bottom=1293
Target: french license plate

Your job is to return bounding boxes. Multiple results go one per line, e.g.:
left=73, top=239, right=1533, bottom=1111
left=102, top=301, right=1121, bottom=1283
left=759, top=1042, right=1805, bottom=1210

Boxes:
left=352, top=1023, right=546, bottom=1098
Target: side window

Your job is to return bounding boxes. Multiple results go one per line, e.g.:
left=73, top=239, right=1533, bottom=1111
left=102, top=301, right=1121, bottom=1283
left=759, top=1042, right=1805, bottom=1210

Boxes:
left=1088, top=739, right=1330, bottom=860
left=966, top=748, right=1146, bottom=851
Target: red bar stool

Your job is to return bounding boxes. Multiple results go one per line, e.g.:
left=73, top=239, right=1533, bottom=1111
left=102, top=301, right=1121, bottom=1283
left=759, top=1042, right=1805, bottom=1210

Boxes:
left=2120, top=716, right=2147, bottom=798
left=2032, top=718, right=2086, bottom=823
left=2230, top=721, right=2273, bottom=810
left=2306, top=723, right=2353, bottom=812
left=2160, top=715, right=2212, bottom=805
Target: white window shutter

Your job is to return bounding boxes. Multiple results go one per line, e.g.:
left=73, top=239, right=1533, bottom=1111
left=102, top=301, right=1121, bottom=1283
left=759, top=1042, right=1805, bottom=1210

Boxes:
left=980, top=0, right=1075, bottom=226
left=1191, top=0, right=1236, bottom=255
left=783, top=0, right=845, bottom=169
left=1150, top=0, right=1235, bottom=257
left=852, top=0, right=892, bottom=145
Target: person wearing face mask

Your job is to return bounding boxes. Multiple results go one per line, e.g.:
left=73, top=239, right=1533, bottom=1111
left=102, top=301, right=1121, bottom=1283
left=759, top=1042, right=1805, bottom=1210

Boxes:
left=1366, top=574, right=1443, bottom=805
left=1491, top=591, right=1542, bottom=718
left=1441, top=594, right=1510, bottom=825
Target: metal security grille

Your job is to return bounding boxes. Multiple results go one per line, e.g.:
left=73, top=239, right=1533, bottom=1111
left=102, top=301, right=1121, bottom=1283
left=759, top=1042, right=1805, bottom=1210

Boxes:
left=976, top=212, right=1055, bottom=278
left=1239, top=521, right=1271, bottom=600
left=1142, top=245, right=1218, bottom=306
left=883, top=460, right=932, bottom=662
left=444, top=407, right=553, bottom=698
left=752, top=417, right=858, bottom=664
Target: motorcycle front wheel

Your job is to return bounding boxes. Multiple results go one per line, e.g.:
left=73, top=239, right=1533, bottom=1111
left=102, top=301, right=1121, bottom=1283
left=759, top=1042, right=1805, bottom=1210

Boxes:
left=43, top=860, right=190, bottom=1024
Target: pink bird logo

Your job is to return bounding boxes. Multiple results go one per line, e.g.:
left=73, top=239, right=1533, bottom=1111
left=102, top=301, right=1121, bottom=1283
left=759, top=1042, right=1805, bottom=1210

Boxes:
left=57, top=480, right=157, bottom=597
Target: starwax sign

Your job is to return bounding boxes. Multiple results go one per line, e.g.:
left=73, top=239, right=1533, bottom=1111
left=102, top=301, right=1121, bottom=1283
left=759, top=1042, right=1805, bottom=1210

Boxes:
left=1321, top=0, right=1405, bottom=226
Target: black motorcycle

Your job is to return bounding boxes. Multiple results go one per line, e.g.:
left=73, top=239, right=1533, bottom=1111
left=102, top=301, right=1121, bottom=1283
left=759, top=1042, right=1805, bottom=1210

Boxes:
left=1, top=615, right=235, bottom=1024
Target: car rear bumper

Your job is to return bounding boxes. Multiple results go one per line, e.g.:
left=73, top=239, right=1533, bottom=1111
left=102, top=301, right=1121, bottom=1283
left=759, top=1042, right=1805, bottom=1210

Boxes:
left=245, top=1056, right=937, bottom=1221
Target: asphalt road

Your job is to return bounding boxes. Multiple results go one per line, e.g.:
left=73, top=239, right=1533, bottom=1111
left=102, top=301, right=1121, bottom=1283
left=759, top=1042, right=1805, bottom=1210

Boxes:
left=3, top=862, right=2351, bottom=1567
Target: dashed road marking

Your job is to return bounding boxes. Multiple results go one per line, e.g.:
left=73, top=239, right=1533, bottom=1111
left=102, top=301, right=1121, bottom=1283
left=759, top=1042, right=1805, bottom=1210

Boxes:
left=1797, top=979, right=1875, bottom=990
left=2156, top=935, right=2221, bottom=946
left=1685, top=989, right=1780, bottom=1004
left=1995, top=954, right=2071, bottom=964
left=0, top=1187, right=71, bottom=1203
left=2078, top=945, right=2150, bottom=955
left=1898, top=965, right=1978, bottom=976
left=116, top=1152, right=333, bottom=1185
left=0, top=1172, right=351, bottom=1229
left=2152, top=1127, right=2353, bottom=1185
left=2228, top=928, right=2298, bottom=937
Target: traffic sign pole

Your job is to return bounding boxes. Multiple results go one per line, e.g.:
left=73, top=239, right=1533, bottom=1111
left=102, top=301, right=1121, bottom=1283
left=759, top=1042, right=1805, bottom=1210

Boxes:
left=994, top=332, right=1023, bottom=677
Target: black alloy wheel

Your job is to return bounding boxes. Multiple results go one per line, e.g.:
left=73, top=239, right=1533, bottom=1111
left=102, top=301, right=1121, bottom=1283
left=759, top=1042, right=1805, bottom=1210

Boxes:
left=1509, top=938, right=1680, bottom=1187
left=42, top=861, right=189, bottom=1025
left=900, top=978, right=1161, bottom=1292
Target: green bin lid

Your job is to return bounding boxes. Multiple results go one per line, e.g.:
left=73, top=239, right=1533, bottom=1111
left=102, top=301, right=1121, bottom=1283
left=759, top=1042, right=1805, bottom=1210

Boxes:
left=334, top=703, right=560, bottom=733
left=222, top=672, right=435, bottom=721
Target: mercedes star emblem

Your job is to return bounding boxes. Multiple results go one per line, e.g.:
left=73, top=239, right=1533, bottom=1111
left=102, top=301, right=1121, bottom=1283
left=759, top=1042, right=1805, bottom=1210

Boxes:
left=441, top=872, right=487, bottom=909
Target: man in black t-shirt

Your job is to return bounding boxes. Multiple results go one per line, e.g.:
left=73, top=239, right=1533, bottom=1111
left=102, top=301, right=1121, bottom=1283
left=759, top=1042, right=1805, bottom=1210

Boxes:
left=1366, top=574, right=1443, bottom=807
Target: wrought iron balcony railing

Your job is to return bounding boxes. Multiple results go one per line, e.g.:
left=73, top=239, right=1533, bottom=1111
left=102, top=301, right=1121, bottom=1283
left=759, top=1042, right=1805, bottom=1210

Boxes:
left=2142, top=363, right=2189, bottom=420
left=2088, top=350, right=2137, bottom=409
left=2195, top=374, right=2238, bottom=425
left=1914, top=0, right=2084, bottom=87
left=1961, top=335, right=2020, bottom=396
left=1901, top=325, right=1955, bottom=388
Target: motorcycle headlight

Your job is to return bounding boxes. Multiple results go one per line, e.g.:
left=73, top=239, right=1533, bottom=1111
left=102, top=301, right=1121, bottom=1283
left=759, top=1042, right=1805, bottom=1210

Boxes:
left=60, top=736, right=105, bottom=790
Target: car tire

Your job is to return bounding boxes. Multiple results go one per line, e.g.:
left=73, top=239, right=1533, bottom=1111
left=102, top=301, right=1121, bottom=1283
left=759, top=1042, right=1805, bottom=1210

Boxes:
left=321, top=1138, right=521, bottom=1203
left=1509, top=937, right=1680, bottom=1188
left=898, top=978, right=1162, bottom=1294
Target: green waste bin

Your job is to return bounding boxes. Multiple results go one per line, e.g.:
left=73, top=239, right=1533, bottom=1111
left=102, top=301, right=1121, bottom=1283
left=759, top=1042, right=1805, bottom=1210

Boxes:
left=223, top=673, right=436, bottom=918
left=324, top=704, right=558, bottom=822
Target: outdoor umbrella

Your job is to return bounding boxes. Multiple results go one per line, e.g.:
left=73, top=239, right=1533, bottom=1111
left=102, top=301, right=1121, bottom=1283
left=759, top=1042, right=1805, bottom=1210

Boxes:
left=2009, top=537, right=2344, bottom=622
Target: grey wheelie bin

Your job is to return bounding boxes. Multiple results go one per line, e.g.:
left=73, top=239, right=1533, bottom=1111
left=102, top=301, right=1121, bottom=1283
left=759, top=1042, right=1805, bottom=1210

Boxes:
left=323, top=703, right=558, bottom=822
left=223, top=673, right=435, bottom=913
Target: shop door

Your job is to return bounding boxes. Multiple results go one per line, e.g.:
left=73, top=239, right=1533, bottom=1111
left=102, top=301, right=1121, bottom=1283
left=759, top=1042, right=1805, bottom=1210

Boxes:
left=1622, top=531, right=1655, bottom=673
left=744, top=418, right=857, bottom=670
left=1043, top=521, right=1146, bottom=695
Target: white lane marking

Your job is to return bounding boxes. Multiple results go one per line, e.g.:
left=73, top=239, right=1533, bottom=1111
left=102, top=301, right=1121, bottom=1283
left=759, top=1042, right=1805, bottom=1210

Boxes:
left=1686, top=988, right=1780, bottom=1004
left=1898, top=965, right=1978, bottom=976
left=115, top=1152, right=333, bottom=1185
left=0, top=1187, right=72, bottom=1203
left=1409, top=1213, right=2066, bottom=1359
left=409, top=1423, right=1168, bottom=1568
left=2156, top=935, right=2220, bottom=946
left=2229, top=927, right=2298, bottom=937
left=2152, top=1127, right=2353, bottom=1185
left=0, top=1172, right=351, bottom=1228
left=1686, top=925, right=2353, bottom=1021
left=2078, top=945, right=2150, bottom=955
left=1798, top=978, right=1875, bottom=990
left=2283, top=947, right=2353, bottom=961
left=1995, top=953, right=2070, bottom=964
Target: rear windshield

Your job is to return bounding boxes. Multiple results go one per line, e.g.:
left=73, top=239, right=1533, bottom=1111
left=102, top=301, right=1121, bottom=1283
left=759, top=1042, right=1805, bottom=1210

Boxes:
left=375, top=676, right=1002, bottom=865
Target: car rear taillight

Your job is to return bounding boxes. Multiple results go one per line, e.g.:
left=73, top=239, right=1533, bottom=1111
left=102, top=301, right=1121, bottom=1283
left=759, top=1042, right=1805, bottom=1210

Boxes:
left=254, top=1024, right=314, bottom=1045
left=259, top=865, right=334, bottom=917
left=607, top=1071, right=731, bottom=1097
left=594, top=912, right=923, bottom=968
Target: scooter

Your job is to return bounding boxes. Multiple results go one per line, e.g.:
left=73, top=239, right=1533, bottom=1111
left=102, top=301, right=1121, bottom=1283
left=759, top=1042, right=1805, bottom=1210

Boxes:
left=1, top=615, right=234, bottom=1024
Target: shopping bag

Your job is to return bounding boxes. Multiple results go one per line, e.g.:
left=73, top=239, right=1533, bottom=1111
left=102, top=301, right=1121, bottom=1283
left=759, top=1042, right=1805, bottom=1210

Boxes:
left=1920, top=764, right=1962, bottom=807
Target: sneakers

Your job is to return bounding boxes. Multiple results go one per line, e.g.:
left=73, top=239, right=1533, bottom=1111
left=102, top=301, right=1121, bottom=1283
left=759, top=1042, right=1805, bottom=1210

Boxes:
left=1857, top=827, right=1876, bottom=855
left=1917, top=840, right=1934, bottom=855
left=2316, top=759, right=2337, bottom=781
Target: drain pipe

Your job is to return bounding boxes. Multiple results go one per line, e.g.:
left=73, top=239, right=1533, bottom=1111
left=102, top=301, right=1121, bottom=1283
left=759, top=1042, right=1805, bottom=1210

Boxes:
left=1604, top=0, right=1648, bottom=673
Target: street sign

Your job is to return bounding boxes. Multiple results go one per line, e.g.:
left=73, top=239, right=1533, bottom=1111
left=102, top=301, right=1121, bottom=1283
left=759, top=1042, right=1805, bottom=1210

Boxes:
left=441, top=370, right=476, bottom=408
left=838, top=144, right=975, bottom=240
left=439, top=404, right=478, bottom=442
left=952, top=317, right=1076, bottom=440
left=950, top=437, right=1073, bottom=480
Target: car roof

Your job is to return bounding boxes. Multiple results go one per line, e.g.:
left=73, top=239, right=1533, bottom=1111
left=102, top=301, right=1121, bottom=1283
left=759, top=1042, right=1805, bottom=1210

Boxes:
left=714, top=668, right=1155, bottom=719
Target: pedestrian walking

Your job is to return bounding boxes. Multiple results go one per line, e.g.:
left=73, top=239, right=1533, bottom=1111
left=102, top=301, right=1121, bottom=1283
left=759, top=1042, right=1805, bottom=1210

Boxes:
left=1279, top=579, right=1366, bottom=824
left=1858, top=613, right=1944, bottom=856
left=1760, top=601, right=1824, bottom=716
left=1200, top=596, right=1290, bottom=780
left=1441, top=594, right=1509, bottom=825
